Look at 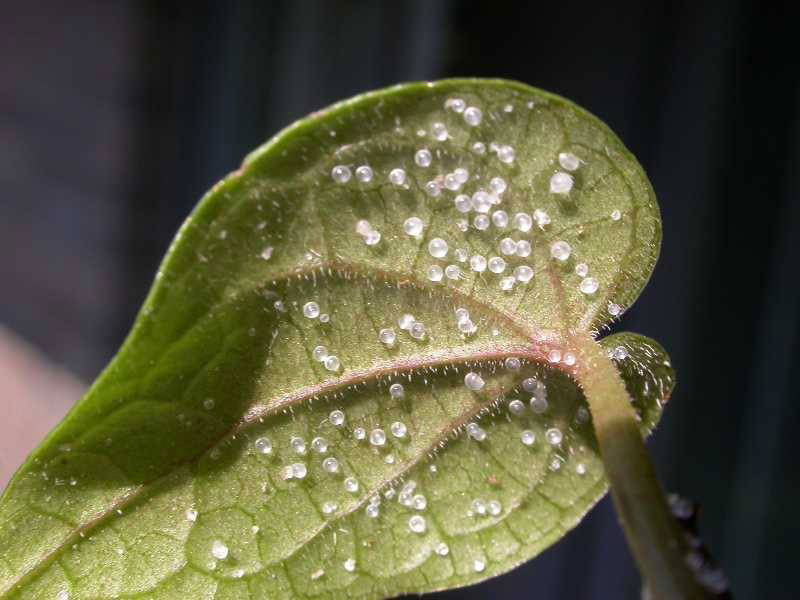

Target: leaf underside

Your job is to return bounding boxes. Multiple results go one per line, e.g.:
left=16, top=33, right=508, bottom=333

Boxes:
left=0, top=79, right=669, bottom=599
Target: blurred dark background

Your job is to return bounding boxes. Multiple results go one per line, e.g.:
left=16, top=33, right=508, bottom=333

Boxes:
left=1, top=1, right=797, bottom=598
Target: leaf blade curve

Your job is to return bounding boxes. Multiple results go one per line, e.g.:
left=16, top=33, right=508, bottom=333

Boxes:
left=0, top=79, right=666, bottom=599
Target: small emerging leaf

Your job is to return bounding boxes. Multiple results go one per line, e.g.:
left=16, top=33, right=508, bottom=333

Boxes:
left=0, top=79, right=668, bottom=599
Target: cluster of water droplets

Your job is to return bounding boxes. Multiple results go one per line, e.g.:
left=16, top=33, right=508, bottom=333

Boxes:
left=179, top=93, right=640, bottom=584
left=324, top=95, right=632, bottom=301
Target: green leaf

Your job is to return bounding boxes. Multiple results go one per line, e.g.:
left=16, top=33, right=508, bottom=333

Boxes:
left=0, top=79, right=668, bottom=599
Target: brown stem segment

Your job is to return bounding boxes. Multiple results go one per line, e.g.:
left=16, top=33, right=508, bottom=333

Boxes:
left=573, top=332, right=712, bottom=599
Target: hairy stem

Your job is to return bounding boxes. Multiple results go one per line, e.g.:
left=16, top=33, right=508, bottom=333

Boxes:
left=573, top=332, right=711, bottom=599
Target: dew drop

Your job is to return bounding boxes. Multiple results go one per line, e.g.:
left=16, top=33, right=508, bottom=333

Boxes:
left=454, top=194, right=472, bottom=213
left=311, top=437, right=328, bottom=454
left=580, top=277, right=599, bottom=295
left=390, top=421, right=408, bottom=438
left=608, top=302, right=622, bottom=316
left=575, top=263, right=589, bottom=277
left=398, top=314, right=415, bottom=330
left=324, top=355, right=340, bottom=371
left=512, top=212, right=532, bottom=232
left=331, top=165, right=351, bottom=184
left=355, top=165, right=373, bottom=182
left=260, top=246, right=274, bottom=261
left=611, top=346, right=629, bottom=360
left=353, top=427, right=366, bottom=440
left=343, top=558, right=356, bottom=572
left=492, top=210, right=509, bottom=228
left=186, top=508, right=198, bottom=522
left=550, top=240, right=572, bottom=261
left=303, top=301, right=320, bottom=319
left=389, top=168, right=407, bottom=186
left=403, top=216, right=424, bottom=236
left=497, top=145, right=515, bottom=164
left=499, top=237, right=517, bottom=255
left=355, top=219, right=372, bottom=236
left=445, top=264, right=461, bottom=280
left=472, top=141, right=486, bottom=154
left=508, top=399, right=525, bottom=415
left=611, top=209, right=622, bottom=221
left=515, top=240, right=532, bottom=258
left=292, top=462, right=307, bottom=479
left=369, top=429, right=386, bottom=446
left=366, top=504, right=380, bottom=518
left=431, top=122, right=448, bottom=141
left=363, top=230, right=381, bottom=246
left=444, top=172, right=461, bottom=191
left=254, top=437, right=272, bottom=455
left=558, top=152, right=581, bottom=171
left=428, top=238, right=448, bottom=258
left=463, top=106, right=482, bottom=126
left=473, top=214, right=490, bottom=230
left=533, top=209, right=551, bottom=227
left=203, top=398, right=215, bottom=410
left=329, top=410, right=345, bottom=426
left=322, top=501, right=338, bottom=514
left=458, top=318, right=477, bottom=334
left=472, top=498, right=487, bottom=515
left=487, top=500, right=502, bottom=516
left=436, top=542, right=450, bottom=556
left=530, top=396, right=548, bottom=414
left=545, top=428, right=563, bottom=445
left=454, top=247, right=468, bottom=262
left=520, top=430, right=536, bottom=446
left=322, top=457, right=340, bottom=474
left=489, top=177, right=507, bottom=194
left=410, top=322, right=426, bottom=340
left=464, top=372, right=485, bottom=391
left=290, top=436, right=306, bottom=455
left=488, top=256, right=506, bottom=273
left=563, top=352, right=576, bottom=366
left=389, top=382, right=405, bottom=399
left=547, top=349, right=562, bottom=363
left=505, top=356, right=521, bottom=370
left=445, top=97, right=465, bottom=112
left=576, top=463, right=587, bottom=476
left=467, top=423, right=487, bottom=441
left=425, top=180, right=441, bottom=197
left=415, top=148, right=432, bottom=167
left=514, top=265, right=534, bottom=283
left=313, top=345, right=328, bottom=361
left=427, top=265, right=444, bottom=282
left=344, top=477, right=359, bottom=493
left=408, top=515, right=427, bottom=533
left=550, top=172, right=573, bottom=194
left=379, top=328, right=396, bottom=346
left=211, top=540, right=229, bottom=560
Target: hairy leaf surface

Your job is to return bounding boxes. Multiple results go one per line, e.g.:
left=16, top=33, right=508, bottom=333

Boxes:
left=0, top=79, right=668, bottom=599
